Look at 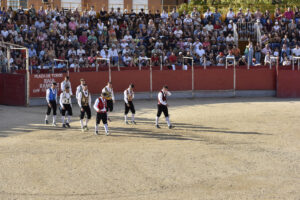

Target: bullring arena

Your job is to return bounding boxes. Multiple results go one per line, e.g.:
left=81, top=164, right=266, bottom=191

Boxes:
left=1, top=0, right=300, bottom=199
left=0, top=97, right=300, bottom=200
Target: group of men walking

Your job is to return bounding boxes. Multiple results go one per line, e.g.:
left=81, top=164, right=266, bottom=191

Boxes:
left=45, top=76, right=173, bottom=135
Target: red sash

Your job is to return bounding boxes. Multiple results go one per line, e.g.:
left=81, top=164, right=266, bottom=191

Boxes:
left=97, top=97, right=107, bottom=113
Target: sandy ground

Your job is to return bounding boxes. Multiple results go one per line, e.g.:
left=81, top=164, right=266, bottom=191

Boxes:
left=0, top=97, right=300, bottom=200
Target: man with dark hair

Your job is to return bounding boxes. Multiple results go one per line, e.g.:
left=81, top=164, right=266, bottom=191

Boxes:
left=156, top=85, right=173, bottom=129
left=124, top=83, right=136, bottom=124
left=76, top=78, right=85, bottom=100
left=60, top=86, right=72, bottom=128
left=94, top=92, right=109, bottom=136
left=77, top=83, right=92, bottom=132
left=102, top=82, right=115, bottom=121
left=61, top=76, right=72, bottom=94
left=45, top=82, right=57, bottom=126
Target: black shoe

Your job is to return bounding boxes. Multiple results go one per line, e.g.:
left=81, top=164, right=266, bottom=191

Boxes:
left=169, top=125, right=174, bottom=129
left=66, top=123, right=71, bottom=128
left=62, top=124, right=66, bottom=128
left=132, top=121, right=136, bottom=125
left=95, top=131, right=99, bottom=135
left=45, top=120, right=49, bottom=124
left=156, top=125, right=161, bottom=129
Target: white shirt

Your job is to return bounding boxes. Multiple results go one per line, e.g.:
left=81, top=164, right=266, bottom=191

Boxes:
left=158, top=91, right=171, bottom=105
left=93, top=97, right=106, bottom=112
left=123, top=56, right=132, bottom=65
left=60, top=80, right=72, bottom=94
left=108, top=49, right=118, bottom=57
left=59, top=92, right=72, bottom=108
left=102, top=86, right=115, bottom=101
left=196, top=48, right=206, bottom=57
left=124, top=88, right=134, bottom=104
left=77, top=49, right=85, bottom=57
left=46, top=88, right=57, bottom=104
left=292, top=47, right=300, bottom=56
left=76, top=84, right=84, bottom=99
left=77, top=89, right=91, bottom=108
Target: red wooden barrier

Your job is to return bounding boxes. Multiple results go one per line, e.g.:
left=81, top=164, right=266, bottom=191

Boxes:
left=194, top=68, right=234, bottom=90
left=69, top=71, right=109, bottom=94
left=112, top=70, right=150, bottom=92
left=277, top=70, right=300, bottom=98
left=152, top=70, right=192, bottom=91
left=30, top=73, right=66, bottom=97
left=236, top=68, right=276, bottom=90
left=0, top=74, right=26, bottom=106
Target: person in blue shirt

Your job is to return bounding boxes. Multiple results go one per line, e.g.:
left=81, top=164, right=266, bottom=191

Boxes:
left=45, top=82, right=58, bottom=126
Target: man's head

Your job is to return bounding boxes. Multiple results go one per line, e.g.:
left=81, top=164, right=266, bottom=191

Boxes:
left=51, top=82, right=57, bottom=89
left=107, top=82, right=112, bottom=88
left=129, top=83, right=134, bottom=90
left=80, top=78, right=85, bottom=84
left=162, top=85, right=169, bottom=92
left=65, top=86, right=70, bottom=93
left=65, top=76, right=69, bottom=81
left=83, top=83, right=88, bottom=91
left=101, top=92, right=107, bottom=97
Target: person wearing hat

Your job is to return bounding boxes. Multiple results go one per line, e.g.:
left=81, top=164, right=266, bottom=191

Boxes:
left=59, top=86, right=73, bottom=128
left=156, top=85, right=173, bottom=129
left=45, top=82, right=58, bottom=126
left=77, top=83, right=92, bottom=132
left=100, top=45, right=108, bottom=58
left=61, top=76, right=73, bottom=95
left=124, top=84, right=136, bottom=124
left=93, top=92, right=109, bottom=135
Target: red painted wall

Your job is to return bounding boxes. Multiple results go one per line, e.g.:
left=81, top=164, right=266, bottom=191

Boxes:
left=0, top=74, right=26, bottom=106
left=152, top=70, right=192, bottom=91
left=27, top=67, right=300, bottom=99
left=194, top=68, right=234, bottom=90
left=277, top=70, right=300, bottom=98
left=112, top=70, right=150, bottom=92
left=236, top=68, right=276, bottom=90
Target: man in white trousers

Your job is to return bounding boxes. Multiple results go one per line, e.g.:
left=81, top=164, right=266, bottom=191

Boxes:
left=124, top=83, right=136, bottom=124
left=93, top=92, right=109, bottom=136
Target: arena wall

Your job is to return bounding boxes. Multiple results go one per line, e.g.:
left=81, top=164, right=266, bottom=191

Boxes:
left=0, top=74, right=26, bottom=106
left=277, top=70, right=300, bottom=98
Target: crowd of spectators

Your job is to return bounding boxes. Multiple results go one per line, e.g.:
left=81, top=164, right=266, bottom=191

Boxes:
left=0, top=5, right=300, bottom=72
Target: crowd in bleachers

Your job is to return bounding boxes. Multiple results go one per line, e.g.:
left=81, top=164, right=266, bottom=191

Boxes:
left=0, top=5, right=300, bottom=72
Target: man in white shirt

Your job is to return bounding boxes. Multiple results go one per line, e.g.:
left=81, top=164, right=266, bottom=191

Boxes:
left=60, top=86, right=72, bottom=128
left=77, top=83, right=92, bottom=132
left=156, top=85, right=173, bottom=129
left=196, top=45, right=206, bottom=57
left=124, top=84, right=136, bottom=124
left=108, top=45, right=119, bottom=66
left=45, top=82, right=57, bottom=126
left=102, top=82, right=115, bottom=121
left=61, top=76, right=72, bottom=95
left=94, top=92, right=109, bottom=135
left=76, top=78, right=86, bottom=100
left=292, top=44, right=300, bottom=56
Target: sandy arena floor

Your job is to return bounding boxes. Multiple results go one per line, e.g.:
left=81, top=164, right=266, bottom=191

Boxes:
left=0, top=97, right=299, bottom=200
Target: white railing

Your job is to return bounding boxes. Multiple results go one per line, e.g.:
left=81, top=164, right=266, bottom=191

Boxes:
left=292, top=56, right=300, bottom=71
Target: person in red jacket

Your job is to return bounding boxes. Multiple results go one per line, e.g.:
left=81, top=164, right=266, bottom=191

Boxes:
left=93, top=92, right=109, bottom=135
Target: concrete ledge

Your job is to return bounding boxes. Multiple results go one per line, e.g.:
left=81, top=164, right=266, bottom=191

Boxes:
left=29, top=90, right=276, bottom=106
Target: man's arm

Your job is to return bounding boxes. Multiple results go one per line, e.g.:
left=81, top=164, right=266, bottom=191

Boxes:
left=89, top=94, right=92, bottom=108
left=124, top=90, right=128, bottom=104
left=46, top=89, right=50, bottom=104
left=60, top=81, right=64, bottom=91
left=59, top=93, right=64, bottom=108
left=77, top=92, right=82, bottom=108
left=158, top=92, right=167, bottom=105
left=93, top=98, right=99, bottom=112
